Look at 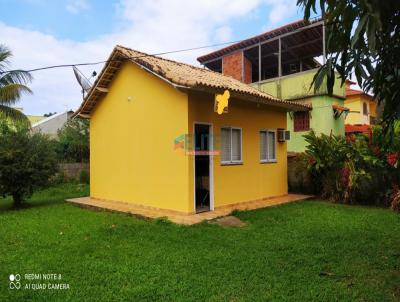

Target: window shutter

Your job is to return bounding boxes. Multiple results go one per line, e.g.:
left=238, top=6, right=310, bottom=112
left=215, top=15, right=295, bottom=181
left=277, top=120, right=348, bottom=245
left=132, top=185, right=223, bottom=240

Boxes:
left=304, top=112, right=310, bottom=130
left=231, top=129, right=241, bottom=161
left=267, top=131, right=276, bottom=160
left=294, top=112, right=310, bottom=132
left=221, top=128, right=231, bottom=162
left=260, top=131, right=267, bottom=161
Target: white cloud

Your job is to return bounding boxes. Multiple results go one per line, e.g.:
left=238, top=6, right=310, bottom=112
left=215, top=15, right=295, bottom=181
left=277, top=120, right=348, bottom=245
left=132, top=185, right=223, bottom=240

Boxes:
left=0, top=0, right=297, bottom=115
left=214, top=26, right=233, bottom=43
left=66, top=0, right=90, bottom=14
left=266, top=0, right=297, bottom=25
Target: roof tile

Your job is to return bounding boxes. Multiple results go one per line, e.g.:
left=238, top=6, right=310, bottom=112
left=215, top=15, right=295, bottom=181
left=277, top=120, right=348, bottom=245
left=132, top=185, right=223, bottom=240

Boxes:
left=76, top=45, right=311, bottom=115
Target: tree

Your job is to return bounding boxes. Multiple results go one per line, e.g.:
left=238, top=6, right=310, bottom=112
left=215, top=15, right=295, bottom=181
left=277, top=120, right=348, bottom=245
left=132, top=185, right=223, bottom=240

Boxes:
left=297, top=0, right=400, bottom=130
left=57, top=118, right=89, bottom=162
left=44, top=112, right=57, bottom=117
left=0, top=45, right=32, bottom=123
left=0, top=121, right=58, bottom=207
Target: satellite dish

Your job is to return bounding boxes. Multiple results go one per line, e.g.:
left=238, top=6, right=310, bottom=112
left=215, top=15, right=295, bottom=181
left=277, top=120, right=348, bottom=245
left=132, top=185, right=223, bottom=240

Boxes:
left=72, top=66, right=92, bottom=97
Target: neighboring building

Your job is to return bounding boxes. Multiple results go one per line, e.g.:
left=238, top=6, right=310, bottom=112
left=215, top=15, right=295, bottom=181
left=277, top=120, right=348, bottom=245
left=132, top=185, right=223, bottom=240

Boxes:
left=197, top=19, right=347, bottom=152
left=14, top=108, right=46, bottom=124
left=27, top=114, right=46, bottom=124
left=75, top=45, right=310, bottom=214
left=344, top=80, right=378, bottom=126
left=32, top=110, right=74, bottom=137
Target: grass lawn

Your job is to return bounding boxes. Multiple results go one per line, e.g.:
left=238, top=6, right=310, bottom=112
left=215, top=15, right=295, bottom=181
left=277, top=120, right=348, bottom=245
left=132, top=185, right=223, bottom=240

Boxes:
left=0, top=184, right=399, bottom=301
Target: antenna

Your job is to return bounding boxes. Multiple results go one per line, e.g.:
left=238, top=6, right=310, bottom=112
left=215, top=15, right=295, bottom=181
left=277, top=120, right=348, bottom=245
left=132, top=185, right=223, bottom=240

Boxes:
left=72, top=66, right=96, bottom=99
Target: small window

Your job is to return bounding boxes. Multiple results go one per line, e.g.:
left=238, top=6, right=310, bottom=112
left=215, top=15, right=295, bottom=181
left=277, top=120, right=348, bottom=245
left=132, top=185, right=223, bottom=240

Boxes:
left=221, top=127, right=242, bottom=164
left=363, top=102, right=368, bottom=115
left=260, top=130, right=276, bottom=162
left=294, top=111, right=310, bottom=132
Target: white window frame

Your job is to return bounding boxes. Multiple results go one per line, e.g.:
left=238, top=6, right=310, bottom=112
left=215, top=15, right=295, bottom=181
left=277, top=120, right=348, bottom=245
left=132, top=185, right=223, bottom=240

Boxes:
left=260, top=129, right=277, bottom=163
left=220, top=126, right=243, bottom=165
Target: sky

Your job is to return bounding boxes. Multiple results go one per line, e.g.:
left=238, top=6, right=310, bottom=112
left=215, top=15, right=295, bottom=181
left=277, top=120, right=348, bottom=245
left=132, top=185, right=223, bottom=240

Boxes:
left=0, top=0, right=307, bottom=115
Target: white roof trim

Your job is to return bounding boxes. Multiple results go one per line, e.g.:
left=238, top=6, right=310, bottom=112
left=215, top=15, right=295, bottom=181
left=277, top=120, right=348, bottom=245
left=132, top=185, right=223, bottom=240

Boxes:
left=31, top=111, right=73, bottom=128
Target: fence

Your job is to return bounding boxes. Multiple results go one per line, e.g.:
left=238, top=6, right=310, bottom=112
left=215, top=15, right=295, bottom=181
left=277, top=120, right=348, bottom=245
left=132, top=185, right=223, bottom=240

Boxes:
left=60, top=163, right=89, bottom=180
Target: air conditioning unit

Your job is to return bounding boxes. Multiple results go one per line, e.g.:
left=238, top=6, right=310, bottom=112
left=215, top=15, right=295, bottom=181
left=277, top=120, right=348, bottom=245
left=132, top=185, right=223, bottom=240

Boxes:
left=277, top=129, right=290, bottom=142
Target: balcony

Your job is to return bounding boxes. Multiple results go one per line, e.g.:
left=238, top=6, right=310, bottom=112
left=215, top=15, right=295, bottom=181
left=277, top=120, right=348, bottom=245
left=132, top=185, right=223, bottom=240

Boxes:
left=252, top=68, right=346, bottom=100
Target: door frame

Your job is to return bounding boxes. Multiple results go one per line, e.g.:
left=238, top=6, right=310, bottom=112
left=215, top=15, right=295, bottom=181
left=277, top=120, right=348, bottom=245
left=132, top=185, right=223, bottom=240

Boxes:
left=193, top=122, right=214, bottom=213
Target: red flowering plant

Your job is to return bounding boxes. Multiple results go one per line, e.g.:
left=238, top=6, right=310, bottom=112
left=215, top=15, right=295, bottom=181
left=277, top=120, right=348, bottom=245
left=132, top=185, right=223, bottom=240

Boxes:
left=302, top=131, right=352, bottom=201
left=390, top=185, right=400, bottom=212
left=373, top=123, right=400, bottom=209
left=386, top=153, right=398, bottom=168
left=302, top=127, right=397, bottom=207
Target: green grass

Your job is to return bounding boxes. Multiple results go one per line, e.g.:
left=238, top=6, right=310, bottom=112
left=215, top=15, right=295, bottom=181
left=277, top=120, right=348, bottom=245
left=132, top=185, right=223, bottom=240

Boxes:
left=0, top=184, right=399, bottom=301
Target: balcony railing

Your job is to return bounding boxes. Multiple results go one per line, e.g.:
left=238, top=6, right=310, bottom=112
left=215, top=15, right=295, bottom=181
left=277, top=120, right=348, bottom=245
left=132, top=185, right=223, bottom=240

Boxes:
left=251, top=68, right=346, bottom=100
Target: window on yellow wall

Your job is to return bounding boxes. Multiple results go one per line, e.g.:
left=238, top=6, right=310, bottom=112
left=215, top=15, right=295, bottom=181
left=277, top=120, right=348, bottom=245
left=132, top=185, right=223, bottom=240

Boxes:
left=363, top=102, right=368, bottom=115
left=260, top=130, right=276, bottom=163
left=221, top=127, right=242, bottom=164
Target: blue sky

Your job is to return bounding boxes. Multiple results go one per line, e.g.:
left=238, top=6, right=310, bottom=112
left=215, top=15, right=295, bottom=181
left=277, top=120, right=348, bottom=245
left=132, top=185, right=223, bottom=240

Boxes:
left=0, top=0, right=307, bottom=115
left=1, top=1, right=120, bottom=41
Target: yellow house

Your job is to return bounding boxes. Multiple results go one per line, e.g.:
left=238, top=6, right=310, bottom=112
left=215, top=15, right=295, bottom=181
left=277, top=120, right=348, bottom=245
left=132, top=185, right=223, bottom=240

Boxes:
left=345, top=80, right=378, bottom=125
left=75, top=45, right=310, bottom=214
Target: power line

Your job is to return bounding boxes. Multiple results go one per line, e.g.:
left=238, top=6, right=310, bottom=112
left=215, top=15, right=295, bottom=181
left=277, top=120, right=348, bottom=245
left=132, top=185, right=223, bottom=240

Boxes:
left=0, top=16, right=323, bottom=75
left=0, top=39, right=247, bottom=74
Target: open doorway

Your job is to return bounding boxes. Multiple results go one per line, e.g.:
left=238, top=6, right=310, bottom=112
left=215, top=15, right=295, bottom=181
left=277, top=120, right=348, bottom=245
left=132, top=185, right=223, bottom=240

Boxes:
left=194, top=123, right=212, bottom=213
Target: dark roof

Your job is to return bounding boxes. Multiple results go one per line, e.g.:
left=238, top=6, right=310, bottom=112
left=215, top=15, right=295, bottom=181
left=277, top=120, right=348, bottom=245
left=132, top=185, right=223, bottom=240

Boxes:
left=197, top=18, right=323, bottom=64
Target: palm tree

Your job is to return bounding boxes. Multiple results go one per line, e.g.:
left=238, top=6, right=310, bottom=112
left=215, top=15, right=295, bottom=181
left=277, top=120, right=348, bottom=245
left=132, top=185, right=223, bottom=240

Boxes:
left=0, top=44, right=32, bottom=123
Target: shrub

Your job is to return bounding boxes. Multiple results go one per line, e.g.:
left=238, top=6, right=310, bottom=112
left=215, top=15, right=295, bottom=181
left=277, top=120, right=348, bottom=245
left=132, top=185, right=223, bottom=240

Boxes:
left=57, top=118, right=89, bottom=163
left=79, top=170, right=90, bottom=184
left=290, top=153, right=316, bottom=194
left=300, top=129, right=399, bottom=208
left=390, top=185, right=400, bottom=212
left=0, top=121, right=59, bottom=207
left=50, top=171, right=67, bottom=185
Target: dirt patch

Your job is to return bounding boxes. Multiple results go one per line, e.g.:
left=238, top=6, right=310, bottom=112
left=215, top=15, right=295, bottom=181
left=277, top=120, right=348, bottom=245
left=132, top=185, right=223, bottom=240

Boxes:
left=209, top=216, right=247, bottom=227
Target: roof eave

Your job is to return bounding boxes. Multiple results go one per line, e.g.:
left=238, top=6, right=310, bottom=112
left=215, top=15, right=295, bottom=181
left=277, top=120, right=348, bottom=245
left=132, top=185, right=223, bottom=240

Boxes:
left=186, top=85, right=310, bottom=112
left=75, top=48, right=123, bottom=117
left=197, top=18, right=323, bottom=64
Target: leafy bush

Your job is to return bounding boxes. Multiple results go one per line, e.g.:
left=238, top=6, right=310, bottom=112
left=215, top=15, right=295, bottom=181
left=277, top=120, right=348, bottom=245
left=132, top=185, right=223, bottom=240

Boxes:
left=299, top=128, right=399, bottom=209
left=50, top=171, right=67, bottom=185
left=290, top=153, right=317, bottom=194
left=57, top=118, right=89, bottom=163
left=390, top=186, right=400, bottom=211
left=0, top=121, right=59, bottom=207
left=79, top=170, right=90, bottom=184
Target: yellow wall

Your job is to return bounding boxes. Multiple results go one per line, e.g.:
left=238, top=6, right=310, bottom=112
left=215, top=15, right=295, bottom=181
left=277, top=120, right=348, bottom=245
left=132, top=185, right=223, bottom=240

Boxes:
left=344, top=97, right=362, bottom=124
left=90, top=62, right=191, bottom=213
left=369, top=99, right=378, bottom=119
left=345, top=95, right=377, bottom=125
left=255, top=68, right=346, bottom=100
left=90, top=62, right=289, bottom=214
left=188, top=91, right=288, bottom=212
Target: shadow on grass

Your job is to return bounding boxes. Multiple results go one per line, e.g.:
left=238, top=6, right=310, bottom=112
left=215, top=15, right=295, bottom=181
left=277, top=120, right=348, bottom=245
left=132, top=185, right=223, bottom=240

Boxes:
left=0, top=183, right=89, bottom=213
left=0, top=198, right=64, bottom=212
